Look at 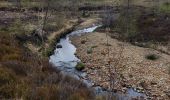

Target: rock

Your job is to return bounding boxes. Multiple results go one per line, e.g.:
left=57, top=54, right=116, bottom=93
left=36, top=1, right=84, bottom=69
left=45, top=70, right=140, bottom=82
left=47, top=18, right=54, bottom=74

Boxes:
left=150, top=81, right=157, bottom=86
left=56, top=45, right=62, bottom=48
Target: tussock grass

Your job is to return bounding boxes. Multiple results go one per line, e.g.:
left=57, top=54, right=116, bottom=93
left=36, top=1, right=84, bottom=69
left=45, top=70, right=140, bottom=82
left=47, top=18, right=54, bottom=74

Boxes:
left=75, top=62, right=85, bottom=71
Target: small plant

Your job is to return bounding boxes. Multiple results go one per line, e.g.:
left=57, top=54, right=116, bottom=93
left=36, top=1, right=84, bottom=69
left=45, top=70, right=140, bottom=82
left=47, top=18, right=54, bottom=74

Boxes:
left=87, top=47, right=93, bottom=54
left=146, top=54, right=159, bottom=60
left=75, top=62, right=85, bottom=71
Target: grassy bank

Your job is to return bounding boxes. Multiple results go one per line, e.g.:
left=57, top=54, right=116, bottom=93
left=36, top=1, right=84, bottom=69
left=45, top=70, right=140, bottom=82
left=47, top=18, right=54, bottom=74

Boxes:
left=0, top=30, right=95, bottom=100
left=0, top=0, right=95, bottom=99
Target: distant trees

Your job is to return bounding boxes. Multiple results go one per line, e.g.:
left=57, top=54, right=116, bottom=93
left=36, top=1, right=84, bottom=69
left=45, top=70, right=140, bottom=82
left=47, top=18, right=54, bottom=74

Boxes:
left=16, top=0, right=21, bottom=8
left=153, top=0, right=160, bottom=14
left=113, top=0, right=139, bottom=39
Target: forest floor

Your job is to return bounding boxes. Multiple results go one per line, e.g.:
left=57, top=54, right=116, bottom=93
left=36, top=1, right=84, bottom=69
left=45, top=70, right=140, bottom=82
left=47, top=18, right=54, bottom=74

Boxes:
left=71, top=31, right=170, bottom=99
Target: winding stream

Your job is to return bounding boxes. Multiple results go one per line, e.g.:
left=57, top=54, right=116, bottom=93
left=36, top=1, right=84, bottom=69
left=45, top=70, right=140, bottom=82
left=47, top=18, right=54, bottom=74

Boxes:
left=49, top=25, right=146, bottom=100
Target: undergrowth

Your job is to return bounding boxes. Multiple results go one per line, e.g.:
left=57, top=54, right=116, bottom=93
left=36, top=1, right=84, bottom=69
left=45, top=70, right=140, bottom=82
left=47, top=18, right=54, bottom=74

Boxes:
left=0, top=32, right=94, bottom=100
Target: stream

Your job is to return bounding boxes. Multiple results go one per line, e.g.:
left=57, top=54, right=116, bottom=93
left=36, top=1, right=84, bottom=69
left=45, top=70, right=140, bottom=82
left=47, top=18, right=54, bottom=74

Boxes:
left=49, top=25, right=147, bottom=100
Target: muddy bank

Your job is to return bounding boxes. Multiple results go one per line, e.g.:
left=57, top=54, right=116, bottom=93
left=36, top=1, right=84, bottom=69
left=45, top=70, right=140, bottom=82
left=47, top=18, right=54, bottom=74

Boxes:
left=71, top=32, right=170, bottom=99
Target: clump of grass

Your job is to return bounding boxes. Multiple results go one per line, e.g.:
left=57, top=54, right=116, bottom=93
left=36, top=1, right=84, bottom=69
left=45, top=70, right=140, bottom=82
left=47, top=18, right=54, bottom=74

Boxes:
left=145, top=54, right=159, bottom=60
left=86, top=46, right=98, bottom=54
left=75, top=62, right=85, bottom=71
left=87, top=47, right=93, bottom=54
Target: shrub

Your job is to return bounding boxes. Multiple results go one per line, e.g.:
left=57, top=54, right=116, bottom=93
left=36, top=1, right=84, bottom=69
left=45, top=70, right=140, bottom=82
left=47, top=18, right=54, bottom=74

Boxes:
left=75, top=62, right=85, bottom=71
left=145, top=54, right=159, bottom=60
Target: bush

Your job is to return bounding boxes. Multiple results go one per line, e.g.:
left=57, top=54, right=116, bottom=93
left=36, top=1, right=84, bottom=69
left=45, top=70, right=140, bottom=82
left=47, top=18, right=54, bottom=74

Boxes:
left=145, top=54, right=159, bottom=60
left=75, top=62, right=85, bottom=71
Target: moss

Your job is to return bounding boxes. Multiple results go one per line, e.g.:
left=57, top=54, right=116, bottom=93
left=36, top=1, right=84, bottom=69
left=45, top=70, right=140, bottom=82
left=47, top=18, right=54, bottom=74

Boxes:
left=75, top=62, right=85, bottom=71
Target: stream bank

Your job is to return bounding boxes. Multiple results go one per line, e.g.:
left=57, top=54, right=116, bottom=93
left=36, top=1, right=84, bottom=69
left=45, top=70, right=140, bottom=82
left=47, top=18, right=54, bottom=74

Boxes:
left=49, top=25, right=147, bottom=100
left=71, top=31, right=170, bottom=100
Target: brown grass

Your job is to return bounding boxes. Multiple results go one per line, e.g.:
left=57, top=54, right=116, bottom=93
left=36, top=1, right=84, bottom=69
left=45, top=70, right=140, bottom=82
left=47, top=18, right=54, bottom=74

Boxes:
left=0, top=32, right=94, bottom=99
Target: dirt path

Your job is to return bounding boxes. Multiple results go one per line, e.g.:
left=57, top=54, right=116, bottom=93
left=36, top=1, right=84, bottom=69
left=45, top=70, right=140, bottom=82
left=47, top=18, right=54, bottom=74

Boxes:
left=71, top=32, right=170, bottom=99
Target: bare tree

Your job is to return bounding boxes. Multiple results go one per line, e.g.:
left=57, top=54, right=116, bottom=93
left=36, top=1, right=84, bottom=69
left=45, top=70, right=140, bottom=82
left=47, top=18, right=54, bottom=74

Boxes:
left=16, top=0, right=21, bottom=9
left=42, top=0, right=51, bottom=39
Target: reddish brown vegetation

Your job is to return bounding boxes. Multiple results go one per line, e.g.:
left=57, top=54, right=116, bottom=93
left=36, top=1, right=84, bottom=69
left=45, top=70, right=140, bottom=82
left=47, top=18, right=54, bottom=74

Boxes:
left=0, top=33, right=94, bottom=99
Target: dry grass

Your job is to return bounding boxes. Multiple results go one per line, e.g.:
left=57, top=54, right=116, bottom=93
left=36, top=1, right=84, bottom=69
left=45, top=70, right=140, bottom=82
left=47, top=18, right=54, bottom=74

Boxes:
left=0, top=32, right=94, bottom=99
